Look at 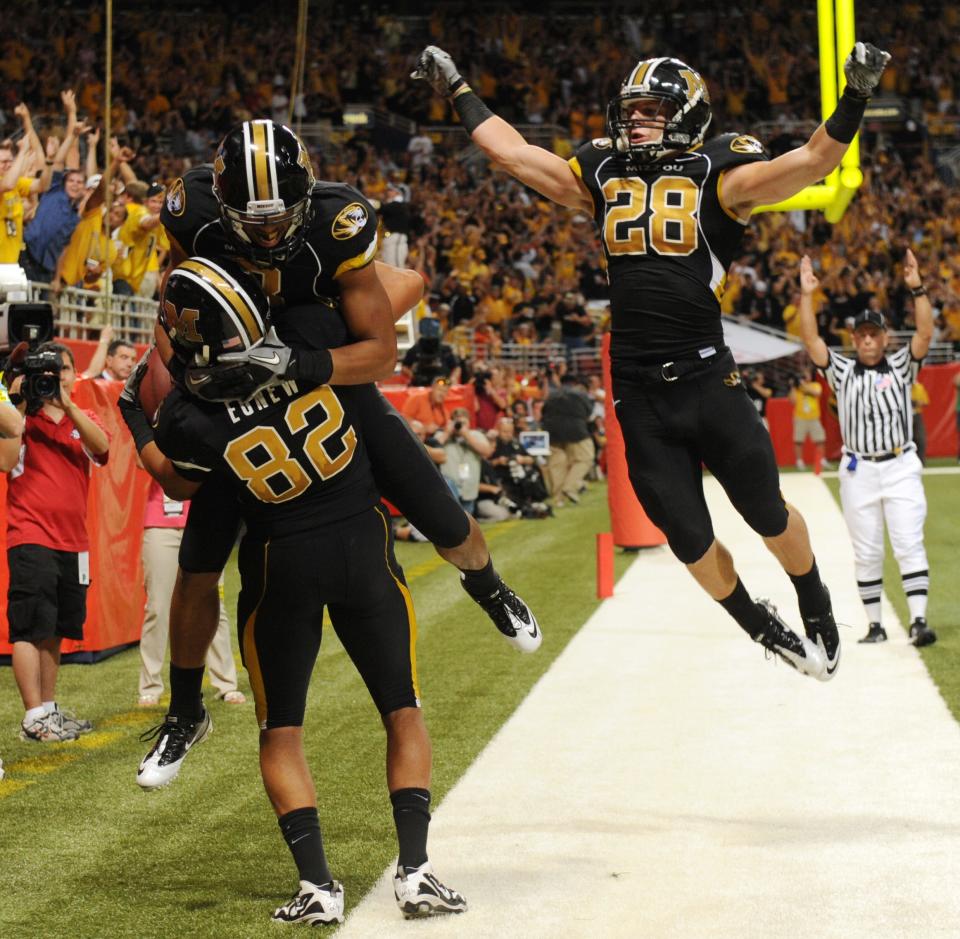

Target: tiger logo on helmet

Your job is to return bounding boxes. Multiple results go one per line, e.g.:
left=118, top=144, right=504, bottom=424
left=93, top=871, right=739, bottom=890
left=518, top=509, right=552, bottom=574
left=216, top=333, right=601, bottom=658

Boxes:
left=606, top=57, right=712, bottom=166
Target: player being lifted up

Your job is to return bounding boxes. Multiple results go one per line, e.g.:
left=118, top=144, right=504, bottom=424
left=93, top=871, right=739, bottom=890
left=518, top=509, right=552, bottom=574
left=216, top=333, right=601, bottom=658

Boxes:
left=413, top=41, right=891, bottom=680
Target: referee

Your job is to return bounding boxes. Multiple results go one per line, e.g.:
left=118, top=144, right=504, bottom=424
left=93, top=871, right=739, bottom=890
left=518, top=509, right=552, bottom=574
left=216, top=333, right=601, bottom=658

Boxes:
left=798, top=251, right=936, bottom=647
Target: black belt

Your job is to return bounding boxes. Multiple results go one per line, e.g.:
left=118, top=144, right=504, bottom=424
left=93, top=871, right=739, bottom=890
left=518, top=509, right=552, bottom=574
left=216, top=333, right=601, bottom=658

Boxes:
left=614, top=350, right=724, bottom=384
left=846, top=444, right=915, bottom=463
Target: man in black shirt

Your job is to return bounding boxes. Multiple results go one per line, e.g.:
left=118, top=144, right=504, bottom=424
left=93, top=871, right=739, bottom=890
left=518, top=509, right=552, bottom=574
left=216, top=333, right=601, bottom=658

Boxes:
left=541, top=375, right=595, bottom=508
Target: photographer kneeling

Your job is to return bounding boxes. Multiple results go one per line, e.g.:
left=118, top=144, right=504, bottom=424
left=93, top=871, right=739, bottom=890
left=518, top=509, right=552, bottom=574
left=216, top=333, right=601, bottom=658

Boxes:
left=3, top=342, right=110, bottom=742
left=490, top=417, right=550, bottom=518
left=438, top=407, right=494, bottom=515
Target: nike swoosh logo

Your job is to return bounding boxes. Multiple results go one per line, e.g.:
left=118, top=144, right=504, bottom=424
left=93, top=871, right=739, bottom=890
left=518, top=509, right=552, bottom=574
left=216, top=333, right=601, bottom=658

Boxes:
left=254, top=352, right=281, bottom=366
left=526, top=618, right=539, bottom=639
left=613, top=399, right=621, bottom=407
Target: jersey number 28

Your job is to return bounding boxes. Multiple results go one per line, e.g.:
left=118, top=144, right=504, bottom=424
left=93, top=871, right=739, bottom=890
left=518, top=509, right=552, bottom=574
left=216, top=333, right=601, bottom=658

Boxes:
left=602, top=176, right=698, bottom=257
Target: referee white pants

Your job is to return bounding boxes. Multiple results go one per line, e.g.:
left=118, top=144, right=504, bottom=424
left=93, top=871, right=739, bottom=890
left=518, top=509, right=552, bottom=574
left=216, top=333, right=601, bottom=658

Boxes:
left=138, top=527, right=239, bottom=699
left=838, top=450, right=928, bottom=585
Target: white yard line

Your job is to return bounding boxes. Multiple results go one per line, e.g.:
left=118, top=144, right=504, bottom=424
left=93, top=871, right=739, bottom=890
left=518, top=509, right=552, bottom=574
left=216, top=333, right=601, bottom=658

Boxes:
left=335, top=475, right=960, bottom=939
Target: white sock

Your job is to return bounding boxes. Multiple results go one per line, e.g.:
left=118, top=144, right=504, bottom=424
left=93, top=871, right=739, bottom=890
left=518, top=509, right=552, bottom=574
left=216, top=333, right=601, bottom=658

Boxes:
left=25, top=705, right=46, bottom=724
left=907, top=594, right=928, bottom=622
left=42, top=700, right=56, bottom=715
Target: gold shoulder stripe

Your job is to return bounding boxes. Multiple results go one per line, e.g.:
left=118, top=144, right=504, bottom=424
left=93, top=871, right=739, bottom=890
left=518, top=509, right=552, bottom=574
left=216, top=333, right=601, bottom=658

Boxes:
left=568, top=156, right=583, bottom=179
left=179, top=259, right=265, bottom=345
left=334, top=236, right=378, bottom=279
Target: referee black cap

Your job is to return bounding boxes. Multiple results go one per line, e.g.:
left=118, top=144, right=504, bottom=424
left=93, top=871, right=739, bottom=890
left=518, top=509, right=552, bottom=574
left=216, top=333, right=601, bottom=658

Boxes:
left=853, top=310, right=887, bottom=331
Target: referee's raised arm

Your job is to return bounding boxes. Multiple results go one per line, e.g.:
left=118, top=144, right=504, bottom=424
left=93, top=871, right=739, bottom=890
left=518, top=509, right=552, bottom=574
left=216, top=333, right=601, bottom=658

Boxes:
left=903, top=249, right=934, bottom=361
left=798, top=256, right=830, bottom=369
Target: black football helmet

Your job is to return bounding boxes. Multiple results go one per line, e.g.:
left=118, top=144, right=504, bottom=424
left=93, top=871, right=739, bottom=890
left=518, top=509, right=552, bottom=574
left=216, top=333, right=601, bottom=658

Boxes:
left=213, top=119, right=316, bottom=266
left=606, top=57, right=712, bottom=165
left=161, top=257, right=274, bottom=402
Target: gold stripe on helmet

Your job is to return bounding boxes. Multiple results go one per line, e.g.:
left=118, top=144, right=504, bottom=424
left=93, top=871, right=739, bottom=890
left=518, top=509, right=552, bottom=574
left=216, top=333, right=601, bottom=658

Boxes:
left=178, top=259, right=265, bottom=346
left=627, top=59, right=653, bottom=89
left=251, top=121, right=272, bottom=202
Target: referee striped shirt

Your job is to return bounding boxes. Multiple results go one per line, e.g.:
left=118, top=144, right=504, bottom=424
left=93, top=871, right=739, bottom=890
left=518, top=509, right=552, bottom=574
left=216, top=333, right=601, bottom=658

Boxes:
left=823, top=345, right=919, bottom=455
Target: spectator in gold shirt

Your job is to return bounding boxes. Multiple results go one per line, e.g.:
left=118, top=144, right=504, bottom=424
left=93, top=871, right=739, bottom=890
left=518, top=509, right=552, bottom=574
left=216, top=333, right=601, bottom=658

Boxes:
left=790, top=365, right=826, bottom=471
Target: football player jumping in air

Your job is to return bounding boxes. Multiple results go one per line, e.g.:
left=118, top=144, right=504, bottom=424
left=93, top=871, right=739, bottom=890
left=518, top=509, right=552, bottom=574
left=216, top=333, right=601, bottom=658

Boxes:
left=413, top=42, right=891, bottom=681
left=121, top=120, right=540, bottom=791
left=132, top=259, right=467, bottom=925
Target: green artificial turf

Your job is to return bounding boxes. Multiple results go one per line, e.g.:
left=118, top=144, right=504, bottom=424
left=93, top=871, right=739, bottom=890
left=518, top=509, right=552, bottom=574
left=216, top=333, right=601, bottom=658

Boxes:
left=0, top=484, right=634, bottom=938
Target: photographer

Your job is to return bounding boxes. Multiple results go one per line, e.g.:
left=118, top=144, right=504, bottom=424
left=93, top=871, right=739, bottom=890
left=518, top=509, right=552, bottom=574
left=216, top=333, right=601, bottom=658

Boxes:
left=438, top=407, right=494, bottom=514
left=4, top=341, right=110, bottom=742
left=473, top=365, right=508, bottom=431
left=400, top=316, right=460, bottom=386
left=490, top=416, right=550, bottom=518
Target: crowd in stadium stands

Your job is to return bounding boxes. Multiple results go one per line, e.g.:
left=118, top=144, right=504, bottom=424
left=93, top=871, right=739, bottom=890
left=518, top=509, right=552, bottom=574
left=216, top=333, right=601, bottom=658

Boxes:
left=3, top=4, right=960, bottom=378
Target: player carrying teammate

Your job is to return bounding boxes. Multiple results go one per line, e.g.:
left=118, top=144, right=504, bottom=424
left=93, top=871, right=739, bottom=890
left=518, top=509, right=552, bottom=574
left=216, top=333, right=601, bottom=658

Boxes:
left=134, top=259, right=467, bottom=925
left=412, top=41, right=891, bottom=679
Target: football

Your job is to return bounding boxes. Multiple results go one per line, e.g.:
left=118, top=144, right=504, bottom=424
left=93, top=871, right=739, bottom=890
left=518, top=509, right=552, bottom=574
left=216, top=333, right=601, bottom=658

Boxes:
left=138, top=346, right=174, bottom=423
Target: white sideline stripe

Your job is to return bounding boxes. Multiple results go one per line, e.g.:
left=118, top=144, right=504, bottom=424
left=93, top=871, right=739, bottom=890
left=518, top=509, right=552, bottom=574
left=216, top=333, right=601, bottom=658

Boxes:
left=335, top=475, right=960, bottom=938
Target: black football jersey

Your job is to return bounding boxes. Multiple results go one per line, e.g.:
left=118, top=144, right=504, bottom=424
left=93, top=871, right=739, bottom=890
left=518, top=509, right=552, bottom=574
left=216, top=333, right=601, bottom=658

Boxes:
left=161, top=165, right=379, bottom=306
left=154, top=379, right=379, bottom=538
left=570, top=132, right=769, bottom=364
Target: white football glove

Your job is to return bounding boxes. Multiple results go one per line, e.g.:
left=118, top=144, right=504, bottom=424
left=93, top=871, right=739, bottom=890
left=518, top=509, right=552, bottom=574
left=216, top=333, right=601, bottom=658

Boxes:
left=411, top=45, right=463, bottom=97
left=218, top=326, right=293, bottom=384
left=843, top=41, right=891, bottom=98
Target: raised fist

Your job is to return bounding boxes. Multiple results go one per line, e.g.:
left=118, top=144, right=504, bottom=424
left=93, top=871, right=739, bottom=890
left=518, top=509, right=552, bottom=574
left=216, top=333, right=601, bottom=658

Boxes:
left=411, top=45, right=463, bottom=97
left=843, top=42, right=891, bottom=99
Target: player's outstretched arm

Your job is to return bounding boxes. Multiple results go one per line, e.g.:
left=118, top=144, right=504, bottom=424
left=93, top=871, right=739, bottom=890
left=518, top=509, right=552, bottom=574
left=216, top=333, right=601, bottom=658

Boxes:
left=412, top=46, right=592, bottom=212
left=903, top=248, right=934, bottom=361
left=723, top=42, right=890, bottom=215
left=798, top=256, right=829, bottom=368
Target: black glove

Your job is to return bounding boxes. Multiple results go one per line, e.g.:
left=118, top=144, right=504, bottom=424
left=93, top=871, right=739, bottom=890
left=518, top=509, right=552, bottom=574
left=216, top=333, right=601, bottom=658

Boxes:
left=118, top=348, right=155, bottom=453
left=410, top=45, right=464, bottom=97
left=218, top=326, right=334, bottom=388
left=843, top=41, right=891, bottom=99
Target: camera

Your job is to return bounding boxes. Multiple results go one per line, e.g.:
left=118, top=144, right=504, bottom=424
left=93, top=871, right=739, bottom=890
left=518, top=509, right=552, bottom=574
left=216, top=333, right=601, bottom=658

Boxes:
left=453, top=420, right=465, bottom=433
left=22, top=349, right=63, bottom=407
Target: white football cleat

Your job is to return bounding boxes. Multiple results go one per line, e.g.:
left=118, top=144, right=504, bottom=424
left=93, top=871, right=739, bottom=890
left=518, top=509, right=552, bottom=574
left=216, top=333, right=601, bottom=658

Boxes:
left=272, top=879, right=344, bottom=926
left=137, top=710, right=212, bottom=791
left=393, top=862, right=467, bottom=919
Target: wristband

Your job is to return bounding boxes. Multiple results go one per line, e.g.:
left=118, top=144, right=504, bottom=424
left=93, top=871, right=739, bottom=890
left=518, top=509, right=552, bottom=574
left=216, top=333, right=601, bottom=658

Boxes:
left=286, top=347, right=333, bottom=386
left=118, top=398, right=155, bottom=452
left=910, top=285, right=927, bottom=297
left=824, top=88, right=867, bottom=144
left=451, top=86, right=495, bottom=134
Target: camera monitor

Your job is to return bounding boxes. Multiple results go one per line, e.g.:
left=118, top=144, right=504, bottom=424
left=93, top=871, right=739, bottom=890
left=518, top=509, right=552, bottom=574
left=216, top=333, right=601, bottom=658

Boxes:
left=518, top=430, right=550, bottom=457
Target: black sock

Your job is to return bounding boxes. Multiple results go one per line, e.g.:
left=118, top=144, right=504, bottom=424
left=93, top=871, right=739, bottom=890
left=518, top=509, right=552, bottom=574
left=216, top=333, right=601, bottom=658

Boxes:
left=391, top=787, right=431, bottom=871
left=278, top=807, right=332, bottom=887
left=168, top=665, right=205, bottom=720
left=459, top=558, right=499, bottom=600
left=789, top=560, right=829, bottom=619
left=718, top=579, right=767, bottom=639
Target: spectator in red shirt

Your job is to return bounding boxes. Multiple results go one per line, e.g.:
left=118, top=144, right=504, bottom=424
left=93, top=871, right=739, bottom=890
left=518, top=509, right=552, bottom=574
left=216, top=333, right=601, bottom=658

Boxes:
left=5, top=342, right=110, bottom=742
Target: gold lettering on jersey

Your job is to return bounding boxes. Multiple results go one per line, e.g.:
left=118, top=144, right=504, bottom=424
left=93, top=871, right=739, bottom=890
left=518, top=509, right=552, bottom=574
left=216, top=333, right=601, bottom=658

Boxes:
left=236, top=257, right=282, bottom=297
left=601, top=178, right=647, bottom=255
left=166, top=178, right=186, bottom=217
left=649, top=177, right=698, bottom=256
left=162, top=298, right=203, bottom=342
left=730, top=135, right=764, bottom=155
left=332, top=202, right=368, bottom=240
left=222, top=385, right=357, bottom=501
left=601, top=176, right=698, bottom=258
